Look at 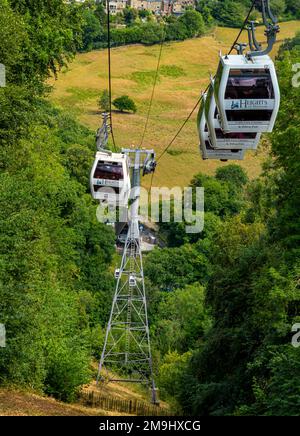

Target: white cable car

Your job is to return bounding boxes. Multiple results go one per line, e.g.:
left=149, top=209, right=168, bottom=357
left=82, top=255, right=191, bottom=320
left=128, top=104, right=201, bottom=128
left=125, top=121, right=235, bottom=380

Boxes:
left=213, top=54, right=280, bottom=133
left=90, top=152, right=131, bottom=207
left=205, top=84, right=261, bottom=150
left=198, top=94, right=245, bottom=161
left=129, top=275, right=136, bottom=287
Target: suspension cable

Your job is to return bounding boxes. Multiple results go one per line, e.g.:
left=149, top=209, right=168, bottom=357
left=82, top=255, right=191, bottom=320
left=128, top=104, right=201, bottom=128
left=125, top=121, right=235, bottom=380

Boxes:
left=156, top=92, right=206, bottom=163
left=147, top=89, right=207, bottom=193
left=228, top=0, right=257, bottom=55
left=140, top=5, right=171, bottom=148
left=147, top=0, right=259, bottom=192
left=155, top=0, right=259, bottom=165
left=106, top=0, right=117, bottom=151
left=140, top=31, right=164, bottom=148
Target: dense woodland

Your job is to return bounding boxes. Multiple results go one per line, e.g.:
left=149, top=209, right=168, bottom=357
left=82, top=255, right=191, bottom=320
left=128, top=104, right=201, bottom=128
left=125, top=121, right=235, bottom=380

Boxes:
left=0, top=0, right=300, bottom=415
left=78, top=0, right=300, bottom=51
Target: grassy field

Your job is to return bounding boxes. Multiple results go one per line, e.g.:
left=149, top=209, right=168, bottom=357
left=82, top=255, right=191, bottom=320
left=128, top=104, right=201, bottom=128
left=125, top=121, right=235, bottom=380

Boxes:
left=49, top=22, right=300, bottom=189
left=0, top=375, right=171, bottom=416
left=0, top=388, right=124, bottom=416
left=0, top=376, right=160, bottom=416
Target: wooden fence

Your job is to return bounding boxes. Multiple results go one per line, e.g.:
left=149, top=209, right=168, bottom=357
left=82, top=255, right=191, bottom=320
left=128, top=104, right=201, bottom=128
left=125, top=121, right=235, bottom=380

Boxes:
left=80, top=390, right=173, bottom=416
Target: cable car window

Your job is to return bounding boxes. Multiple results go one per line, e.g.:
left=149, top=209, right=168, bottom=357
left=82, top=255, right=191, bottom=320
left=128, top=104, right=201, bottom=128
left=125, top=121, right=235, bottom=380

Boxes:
left=226, top=110, right=273, bottom=121
left=215, top=129, right=257, bottom=139
left=94, top=161, right=124, bottom=180
left=225, top=69, right=275, bottom=100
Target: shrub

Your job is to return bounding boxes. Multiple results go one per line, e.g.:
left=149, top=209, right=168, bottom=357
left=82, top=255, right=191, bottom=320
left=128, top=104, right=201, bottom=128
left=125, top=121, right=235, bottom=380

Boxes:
left=98, top=89, right=110, bottom=113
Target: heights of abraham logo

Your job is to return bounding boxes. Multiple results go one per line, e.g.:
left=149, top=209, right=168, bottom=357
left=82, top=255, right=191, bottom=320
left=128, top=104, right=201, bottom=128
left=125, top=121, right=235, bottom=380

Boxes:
left=231, top=101, right=240, bottom=110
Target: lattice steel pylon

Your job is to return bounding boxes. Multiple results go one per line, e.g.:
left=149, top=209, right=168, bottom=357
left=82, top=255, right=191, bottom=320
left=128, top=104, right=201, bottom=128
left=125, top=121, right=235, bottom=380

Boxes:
left=97, top=149, right=157, bottom=404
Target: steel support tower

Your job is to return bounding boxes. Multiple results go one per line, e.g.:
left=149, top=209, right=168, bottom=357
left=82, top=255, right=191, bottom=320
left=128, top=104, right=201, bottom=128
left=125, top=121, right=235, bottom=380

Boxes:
left=97, top=149, right=157, bottom=404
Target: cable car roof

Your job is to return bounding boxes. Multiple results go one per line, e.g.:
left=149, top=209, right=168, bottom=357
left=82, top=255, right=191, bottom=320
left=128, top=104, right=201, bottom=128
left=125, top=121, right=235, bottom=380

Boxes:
left=220, top=54, right=274, bottom=67
left=95, top=151, right=128, bottom=162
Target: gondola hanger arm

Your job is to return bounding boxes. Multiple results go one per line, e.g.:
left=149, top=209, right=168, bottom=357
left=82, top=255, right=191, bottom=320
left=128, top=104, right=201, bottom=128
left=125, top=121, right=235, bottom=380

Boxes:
left=247, top=0, right=280, bottom=58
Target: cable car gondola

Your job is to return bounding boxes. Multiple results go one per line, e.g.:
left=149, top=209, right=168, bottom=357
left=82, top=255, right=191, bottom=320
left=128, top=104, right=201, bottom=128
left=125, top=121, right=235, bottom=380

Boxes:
left=198, top=94, right=245, bottom=161
left=205, top=84, right=261, bottom=150
left=213, top=54, right=280, bottom=133
left=90, top=152, right=131, bottom=207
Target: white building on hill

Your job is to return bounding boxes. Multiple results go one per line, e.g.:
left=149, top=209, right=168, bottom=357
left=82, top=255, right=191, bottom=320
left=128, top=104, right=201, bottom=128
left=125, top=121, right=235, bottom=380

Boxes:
left=129, top=0, right=162, bottom=14
left=107, top=0, right=128, bottom=14
left=69, top=0, right=196, bottom=16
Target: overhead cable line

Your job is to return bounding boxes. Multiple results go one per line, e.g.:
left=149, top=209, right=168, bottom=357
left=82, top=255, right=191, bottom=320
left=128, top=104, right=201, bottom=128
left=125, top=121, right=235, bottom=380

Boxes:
left=140, top=4, right=171, bottom=148
left=147, top=88, right=207, bottom=193
left=154, top=0, right=259, bottom=167
left=156, top=92, right=207, bottom=163
left=106, top=0, right=117, bottom=151
left=228, top=0, right=257, bottom=55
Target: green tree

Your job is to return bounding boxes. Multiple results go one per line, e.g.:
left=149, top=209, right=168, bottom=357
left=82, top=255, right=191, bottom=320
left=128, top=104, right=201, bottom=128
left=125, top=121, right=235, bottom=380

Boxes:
left=158, top=351, right=192, bottom=404
left=65, top=143, right=93, bottom=188
left=153, top=284, right=211, bottom=355
left=215, top=164, right=249, bottom=208
left=8, top=0, right=84, bottom=83
left=98, top=89, right=110, bottom=113
left=81, top=7, right=103, bottom=51
left=179, top=10, right=206, bottom=38
left=237, top=346, right=300, bottom=416
left=270, top=0, right=286, bottom=17
left=269, top=42, right=300, bottom=251
left=123, top=7, right=138, bottom=26
left=165, top=20, right=188, bottom=41
left=285, top=0, right=300, bottom=18
left=0, top=1, right=26, bottom=83
left=138, top=9, right=151, bottom=19
left=140, top=22, right=164, bottom=45
left=195, top=0, right=215, bottom=26
left=144, top=244, right=208, bottom=291
left=212, top=0, right=246, bottom=28
left=215, top=164, right=249, bottom=190
left=113, top=95, right=137, bottom=113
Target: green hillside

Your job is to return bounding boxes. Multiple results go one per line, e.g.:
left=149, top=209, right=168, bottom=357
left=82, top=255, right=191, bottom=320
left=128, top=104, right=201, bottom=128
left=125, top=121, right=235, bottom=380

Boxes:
left=1, top=0, right=300, bottom=418
left=50, top=21, right=300, bottom=188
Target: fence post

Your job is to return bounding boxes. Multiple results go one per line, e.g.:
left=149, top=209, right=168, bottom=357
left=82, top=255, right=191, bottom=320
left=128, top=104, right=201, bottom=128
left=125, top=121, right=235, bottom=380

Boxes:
left=80, top=391, right=171, bottom=416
